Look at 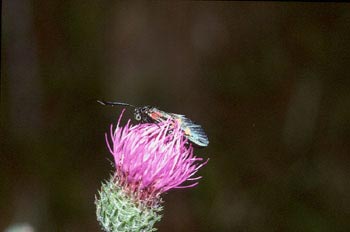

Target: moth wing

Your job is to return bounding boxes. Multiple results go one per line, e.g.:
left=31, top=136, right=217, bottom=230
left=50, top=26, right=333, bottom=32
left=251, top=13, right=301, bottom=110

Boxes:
left=176, top=115, right=209, bottom=147
left=145, top=108, right=169, bottom=123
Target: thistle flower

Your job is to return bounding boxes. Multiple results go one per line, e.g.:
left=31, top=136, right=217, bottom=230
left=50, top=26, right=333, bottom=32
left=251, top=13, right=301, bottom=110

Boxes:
left=95, top=110, right=208, bottom=232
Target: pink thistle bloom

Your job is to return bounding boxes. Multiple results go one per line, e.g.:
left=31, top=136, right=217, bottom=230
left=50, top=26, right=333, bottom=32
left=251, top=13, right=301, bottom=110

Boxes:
left=105, top=110, right=208, bottom=203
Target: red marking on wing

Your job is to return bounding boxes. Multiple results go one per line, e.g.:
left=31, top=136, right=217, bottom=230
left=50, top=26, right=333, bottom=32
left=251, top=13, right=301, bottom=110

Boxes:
left=150, top=112, right=162, bottom=120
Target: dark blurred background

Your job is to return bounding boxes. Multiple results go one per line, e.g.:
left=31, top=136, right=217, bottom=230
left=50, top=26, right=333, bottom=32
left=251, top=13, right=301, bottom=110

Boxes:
left=2, top=2, right=350, bottom=231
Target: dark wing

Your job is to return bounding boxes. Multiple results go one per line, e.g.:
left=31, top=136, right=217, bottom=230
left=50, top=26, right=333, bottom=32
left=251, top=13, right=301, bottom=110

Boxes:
left=175, top=114, right=209, bottom=147
left=147, top=108, right=172, bottom=123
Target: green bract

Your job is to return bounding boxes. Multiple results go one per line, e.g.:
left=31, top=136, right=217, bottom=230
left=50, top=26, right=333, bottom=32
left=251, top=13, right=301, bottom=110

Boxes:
left=95, top=176, right=163, bottom=232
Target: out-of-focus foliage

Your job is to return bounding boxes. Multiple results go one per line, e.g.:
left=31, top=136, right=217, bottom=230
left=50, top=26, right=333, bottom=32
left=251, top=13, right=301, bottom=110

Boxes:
left=2, top=2, right=350, bottom=231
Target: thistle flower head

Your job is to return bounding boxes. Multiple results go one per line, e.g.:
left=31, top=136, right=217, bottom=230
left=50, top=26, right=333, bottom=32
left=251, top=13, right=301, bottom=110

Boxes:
left=106, top=110, right=207, bottom=203
left=96, top=109, right=208, bottom=232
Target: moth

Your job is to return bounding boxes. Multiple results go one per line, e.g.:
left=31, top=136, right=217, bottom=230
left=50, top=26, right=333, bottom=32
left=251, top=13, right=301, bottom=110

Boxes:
left=97, top=100, right=209, bottom=147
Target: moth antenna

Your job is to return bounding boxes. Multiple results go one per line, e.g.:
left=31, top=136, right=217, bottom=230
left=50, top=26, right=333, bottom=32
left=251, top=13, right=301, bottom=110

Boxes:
left=97, top=100, right=135, bottom=108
